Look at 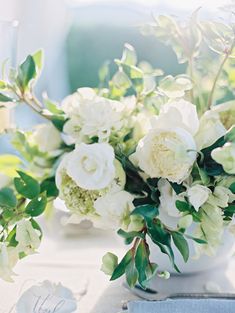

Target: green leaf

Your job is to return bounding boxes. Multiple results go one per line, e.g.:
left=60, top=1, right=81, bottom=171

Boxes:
left=32, top=49, right=43, bottom=72
left=172, top=232, right=189, bottom=262
left=40, top=177, right=59, bottom=198
left=30, top=218, right=43, bottom=239
left=25, top=194, right=47, bottom=217
left=110, top=250, right=132, bottom=281
left=125, top=259, right=138, bottom=288
left=0, top=93, right=13, bottom=102
left=175, top=200, right=191, bottom=212
left=17, top=55, right=36, bottom=91
left=43, top=95, right=64, bottom=115
left=0, top=80, right=7, bottom=89
left=135, top=240, right=149, bottom=288
left=0, top=187, right=17, bottom=208
left=51, top=115, right=67, bottom=131
left=6, top=226, right=18, bottom=247
left=184, top=234, right=207, bottom=244
left=225, top=126, right=235, bottom=142
left=229, top=182, right=235, bottom=193
left=118, top=229, right=145, bottom=245
left=14, top=171, right=40, bottom=199
left=131, top=204, right=158, bottom=223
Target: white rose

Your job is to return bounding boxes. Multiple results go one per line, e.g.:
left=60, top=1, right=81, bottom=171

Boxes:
left=62, top=88, right=125, bottom=143
left=195, top=111, right=226, bottom=150
left=31, top=123, right=62, bottom=153
left=93, top=190, right=134, bottom=230
left=66, top=143, right=115, bottom=190
left=132, top=111, right=152, bottom=142
left=187, top=184, right=211, bottom=211
left=0, top=107, right=11, bottom=133
left=16, top=220, right=41, bottom=255
left=156, top=99, right=199, bottom=136
left=135, top=127, right=197, bottom=183
left=211, top=143, right=235, bottom=174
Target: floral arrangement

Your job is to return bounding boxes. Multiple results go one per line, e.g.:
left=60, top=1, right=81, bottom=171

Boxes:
left=0, top=10, right=235, bottom=288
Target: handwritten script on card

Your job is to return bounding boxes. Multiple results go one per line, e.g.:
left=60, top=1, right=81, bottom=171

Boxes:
left=16, top=281, right=77, bottom=313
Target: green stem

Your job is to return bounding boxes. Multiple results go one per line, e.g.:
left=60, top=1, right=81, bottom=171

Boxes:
left=207, top=52, right=229, bottom=109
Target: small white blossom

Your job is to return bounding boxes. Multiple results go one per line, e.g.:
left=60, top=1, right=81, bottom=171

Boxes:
left=16, top=220, right=41, bottom=255
left=212, top=143, right=235, bottom=174
left=187, top=184, right=211, bottom=211
left=31, top=123, right=62, bottom=153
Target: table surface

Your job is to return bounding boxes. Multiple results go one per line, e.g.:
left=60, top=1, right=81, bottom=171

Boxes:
left=1, top=218, right=235, bottom=313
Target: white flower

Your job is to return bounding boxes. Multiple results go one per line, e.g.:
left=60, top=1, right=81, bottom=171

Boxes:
left=0, top=243, right=18, bottom=282
left=62, top=88, right=125, bottom=143
left=0, top=107, right=11, bottom=133
left=211, top=143, right=235, bottom=174
left=158, top=179, right=182, bottom=217
left=156, top=99, right=199, bottom=136
left=66, top=143, right=115, bottom=190
left=93, top=190, right=134, bottom=230
left=16, top=280, right=77, bottom=313
left=16, top=220, right=41, bottom=255
left=207, top=186, right=235, bottom=208
left=135, top=127, right=197, bottom=183
left=31, top=123, right=62, bottom=153
left=194, top=203, right=224, bottom=257
left=195, top=111, right=226, bottom=150
left=187, top=184, right=211, bottom=211
left=132, top=111, right=152, bottom=142
left=178, top=215, right=193, bottom=229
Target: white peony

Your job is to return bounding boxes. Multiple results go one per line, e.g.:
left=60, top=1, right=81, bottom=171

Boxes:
left=31, top=123, right=62, bottom=153
left=156, top=99, right=199, bottom=136
left=0, top=243, right=18, bottom=282
left=66, top=143, right=115, bottom=190
left=135, top=127, right=197, bottom=183
left=62, top=88, right=125, bottom=143
left=211, top=143, right=235, bottom=174
left=0, top=107, right=12, bottom=133
left=195, top=111, right=226, bottom=150
left=93, top=190, right=134, bottom=230
left=187, top=184, right=211, bottom=211
left=16, top=220, right=41, bottom=255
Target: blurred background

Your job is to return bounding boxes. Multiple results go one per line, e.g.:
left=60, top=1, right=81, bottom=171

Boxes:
left=0, top=0, right=230, bottom=151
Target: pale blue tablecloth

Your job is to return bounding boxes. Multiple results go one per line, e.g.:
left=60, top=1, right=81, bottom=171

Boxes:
left=128, top=299, right=235, bottom=313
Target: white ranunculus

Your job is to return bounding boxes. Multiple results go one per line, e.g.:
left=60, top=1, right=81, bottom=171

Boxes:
left=154, top=99, right=199, bottom=136
left=0, top=107, right=11, bottom=133
left=93, top=190, right=134, bottom=230
left=0, top=243, right=18, bottom=282
left=187, top=184, right=211, bottom=211
left=62, top=88, right=125, bottom=143
left=211, top=143, right=235, bottom=174
left=195, top=111, right=226, bottom=150
left=16, top=220, right=41, bottom=255
left=16, top=280, right=77, bottom=313
left=66, top=143, right=115, bottom=190
left=31, top=123, right=62, bottom=153
left=135, top=127, right=197, bottom=183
